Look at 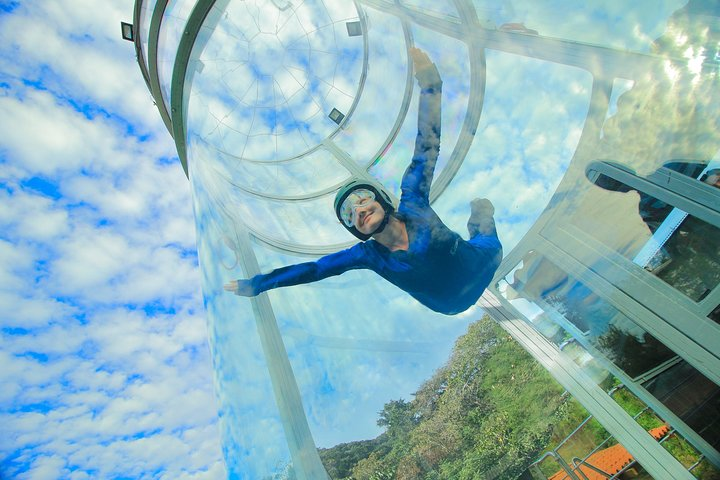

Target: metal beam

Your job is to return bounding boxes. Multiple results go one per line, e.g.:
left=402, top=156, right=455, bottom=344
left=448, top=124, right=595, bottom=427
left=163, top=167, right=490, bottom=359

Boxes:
left=147, top=0, right=174, bottom=135
left=132, top=0, right=152, bottom=91
left=233, top=225, right=330, bottom=480
left=480, top=292, right=695, bottom=480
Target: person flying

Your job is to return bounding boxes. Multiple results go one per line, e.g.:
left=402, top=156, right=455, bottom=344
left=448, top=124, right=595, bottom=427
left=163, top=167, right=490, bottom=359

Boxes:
left=224, top=48, right=502, bottom=315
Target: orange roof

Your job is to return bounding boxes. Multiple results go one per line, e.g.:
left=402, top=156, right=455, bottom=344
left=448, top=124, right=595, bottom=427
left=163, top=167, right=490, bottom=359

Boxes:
left=548, top=425, right=669, bottom=480
left=648, top=425, right=669, bottom=440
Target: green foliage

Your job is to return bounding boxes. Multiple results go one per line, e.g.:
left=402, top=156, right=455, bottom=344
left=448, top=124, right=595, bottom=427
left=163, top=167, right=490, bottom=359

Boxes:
left=319, top=438, right=387, bottom=479
left=319, top=315, right=574, bottom=479
left=351, top=451, right=396, bottom=480
left=692, top=459, right=720, bottom=480
left=377, top=399, right=419, bottom=441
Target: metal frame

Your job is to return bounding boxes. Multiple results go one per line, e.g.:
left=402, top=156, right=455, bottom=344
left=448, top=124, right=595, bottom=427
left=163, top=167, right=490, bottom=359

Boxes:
left=132, top=0, right=717, bottom=477
left=512, top=238, right=720, bottom=466
left=479, top=292, right=695, bottom=480
left=231, top=225, right=330, bottom=480
left=148, top=0, right=173, bottom=135
left=132, top=0, right=152, bottom=90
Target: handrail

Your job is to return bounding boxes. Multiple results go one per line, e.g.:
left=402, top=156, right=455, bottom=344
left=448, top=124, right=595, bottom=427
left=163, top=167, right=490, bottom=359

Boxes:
left=532, top=451, right=582, bottom=480
left=571, top=457, right=611, bottom=479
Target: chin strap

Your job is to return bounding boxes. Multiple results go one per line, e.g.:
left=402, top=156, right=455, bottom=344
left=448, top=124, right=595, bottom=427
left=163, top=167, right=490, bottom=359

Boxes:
left=371, top=211, right=392, bottom=236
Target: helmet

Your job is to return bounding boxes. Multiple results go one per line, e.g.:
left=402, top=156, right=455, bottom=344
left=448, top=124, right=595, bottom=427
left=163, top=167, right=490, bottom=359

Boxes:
left=334, top=179, right=396, bottom=240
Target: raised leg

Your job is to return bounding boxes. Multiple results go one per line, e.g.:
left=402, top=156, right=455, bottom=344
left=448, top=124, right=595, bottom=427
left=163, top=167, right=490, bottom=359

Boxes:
left=467, top=198, right=496, bottom=238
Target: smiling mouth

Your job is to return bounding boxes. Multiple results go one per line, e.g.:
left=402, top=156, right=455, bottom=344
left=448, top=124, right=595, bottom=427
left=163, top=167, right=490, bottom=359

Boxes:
left=361, top=211, right=372, bottom=227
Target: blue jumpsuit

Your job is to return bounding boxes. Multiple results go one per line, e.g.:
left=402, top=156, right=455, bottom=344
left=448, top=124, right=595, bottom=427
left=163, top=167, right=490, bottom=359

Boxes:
left=247, top=65, right=503, bottom=315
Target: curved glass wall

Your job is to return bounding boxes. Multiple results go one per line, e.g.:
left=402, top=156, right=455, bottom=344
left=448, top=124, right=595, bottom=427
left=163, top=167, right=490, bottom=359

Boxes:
left=157, top=0, right=196, bottom=107
left=133, top=0, right=720, bottom=477
left=138, top=0, right=158, bottom=73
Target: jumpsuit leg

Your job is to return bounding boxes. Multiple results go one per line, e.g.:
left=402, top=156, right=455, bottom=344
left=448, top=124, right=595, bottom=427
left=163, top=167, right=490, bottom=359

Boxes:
left=467, top=198, right=496, bottom=238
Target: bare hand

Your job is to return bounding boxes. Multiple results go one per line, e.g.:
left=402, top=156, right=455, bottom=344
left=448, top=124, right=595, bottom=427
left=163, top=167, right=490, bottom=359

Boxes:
left=223, top=279, right=256, bottom=297
left=409, top=47, right=432, bottom=73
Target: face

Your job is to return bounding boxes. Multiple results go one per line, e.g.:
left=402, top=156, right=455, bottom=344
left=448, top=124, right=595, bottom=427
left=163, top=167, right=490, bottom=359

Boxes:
left=353, top=200, right=386, bottom=236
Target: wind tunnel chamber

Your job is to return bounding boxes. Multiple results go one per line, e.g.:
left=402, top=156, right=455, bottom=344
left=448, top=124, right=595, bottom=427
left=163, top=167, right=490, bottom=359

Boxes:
left=132, top=0, right=720, bottom=478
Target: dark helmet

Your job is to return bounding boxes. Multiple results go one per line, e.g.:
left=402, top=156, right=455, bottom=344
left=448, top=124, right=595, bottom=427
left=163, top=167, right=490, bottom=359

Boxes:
left=334, top=179, right=396, bottom=241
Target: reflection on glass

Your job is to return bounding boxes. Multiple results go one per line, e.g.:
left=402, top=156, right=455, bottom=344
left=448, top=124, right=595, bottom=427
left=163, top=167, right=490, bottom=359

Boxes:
left=643, top=360, right=720, bottom=450
left=500, top=251, right=720, bottom=464
left=503, top=253, right=676, bottom=379
left=531, top=411, right=659, bottom=480
left=529, top=380, right=720, bottom=479
left=368, top=24, right=470, bottom=197
left=401, top=0, right=458, bottom=19
left=157, top=0, right=196, bottom=107
left=710, top=304, right=720, bottom=324
left=139, top=0, right=158, bottom=71
left=584, top=168, right=720, bottom=302
left=471, top=0, right=686, bottom=53
left=332, top=6, right=407, bottom=167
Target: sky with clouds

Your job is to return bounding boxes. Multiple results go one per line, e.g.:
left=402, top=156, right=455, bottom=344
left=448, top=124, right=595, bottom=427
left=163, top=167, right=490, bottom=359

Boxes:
left=0, top=0, right=696, bottom=478
left=0, top=0, right=225, bottom=478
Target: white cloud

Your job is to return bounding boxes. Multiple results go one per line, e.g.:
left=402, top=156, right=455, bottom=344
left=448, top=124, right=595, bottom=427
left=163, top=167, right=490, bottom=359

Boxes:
left=21, top=455, right=68, bottom=480
left=0, top=1, right=224, bottom=478
left=0, top=0, right=167, bottom=133
left=1, top=303, right=224, bottom=478
left=0, top=190, right=70, bottom=241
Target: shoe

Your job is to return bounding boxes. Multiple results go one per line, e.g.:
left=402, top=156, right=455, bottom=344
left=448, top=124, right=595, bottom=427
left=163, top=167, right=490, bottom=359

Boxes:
left=467, top=198, right=496, bottom=237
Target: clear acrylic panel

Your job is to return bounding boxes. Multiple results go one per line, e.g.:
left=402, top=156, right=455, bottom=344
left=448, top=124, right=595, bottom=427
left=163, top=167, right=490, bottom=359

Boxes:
left=188, top=151, right=295, bottom=478
left=157, top=0, right=196, bottom=108
left=642, top=360, right=720, bottom=450
left=500, top=253, right=677, bottom=379
left=172, top=0, right=720, bottom=477
left=250, top=238, right=476, bottom=449
left=138, top=0, right=158, bottom=72
left=574, top=169, right=720, bottom=302
left=331, top=5, right=409, bottom=167
left=401, top=0, right=459, bottom=19
left=471, top=0, right=687, bottom=53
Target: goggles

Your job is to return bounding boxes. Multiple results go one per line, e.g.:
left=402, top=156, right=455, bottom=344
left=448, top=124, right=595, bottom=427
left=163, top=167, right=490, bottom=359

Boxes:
left=339, top=188, right=375, bottom=227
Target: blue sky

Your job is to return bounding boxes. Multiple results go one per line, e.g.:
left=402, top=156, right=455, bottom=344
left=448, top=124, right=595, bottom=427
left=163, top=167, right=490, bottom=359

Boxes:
left=0, top=0, right=225, bottom=478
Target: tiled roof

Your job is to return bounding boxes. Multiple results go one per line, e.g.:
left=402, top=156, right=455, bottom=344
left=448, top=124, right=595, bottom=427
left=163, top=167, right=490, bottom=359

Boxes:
left=548, top=425, right=670, bottom=480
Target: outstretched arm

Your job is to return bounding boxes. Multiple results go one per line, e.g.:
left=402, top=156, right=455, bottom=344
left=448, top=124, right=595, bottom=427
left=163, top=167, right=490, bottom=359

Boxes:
left=223, top=245, right=366, bottom=297
left=400, top=48, right=443, bottom=205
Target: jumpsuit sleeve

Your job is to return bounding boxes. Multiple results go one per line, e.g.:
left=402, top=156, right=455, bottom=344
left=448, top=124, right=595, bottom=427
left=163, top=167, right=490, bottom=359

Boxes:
left=400, top=62, right=443, bottom=206
left=249, top=244, right=367, bottom=295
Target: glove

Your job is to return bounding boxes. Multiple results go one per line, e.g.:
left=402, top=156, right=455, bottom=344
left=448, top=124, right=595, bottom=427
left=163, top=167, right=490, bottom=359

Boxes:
left=223, top=279, right=257, bottom=297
